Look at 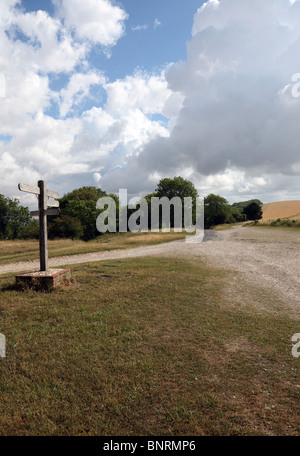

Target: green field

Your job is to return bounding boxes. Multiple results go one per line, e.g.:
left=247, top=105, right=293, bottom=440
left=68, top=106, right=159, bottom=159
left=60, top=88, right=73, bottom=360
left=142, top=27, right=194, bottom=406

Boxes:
left=0, top=255, right=298, bottom=436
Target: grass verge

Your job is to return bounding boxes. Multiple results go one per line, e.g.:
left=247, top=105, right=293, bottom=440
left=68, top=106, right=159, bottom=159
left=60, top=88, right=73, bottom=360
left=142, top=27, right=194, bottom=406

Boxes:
left=246, top=219, right=300, bottom=231
left=213, top=224, right=236, bottom=231
left=0, top=256, right=299, bottom=436
left=0, top=231, right=187, bottom=266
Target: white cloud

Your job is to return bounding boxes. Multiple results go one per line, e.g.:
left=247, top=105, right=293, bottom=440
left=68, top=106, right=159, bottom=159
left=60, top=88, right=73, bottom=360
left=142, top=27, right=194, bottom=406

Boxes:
left=8, top=10, right=86, bottom=73
left=154, top=18, right=162, bottom=30
left=104, top=71, right=172, bottom=116
left=0, top=0, right=130, bottom=201
left=70, top=98, right=170, bottom=179
left=101, top=0, right=300, bottom=200
left=58, top=71, right=106, bottom=117
left=93, top=172, right=102, bottom=185
left=54, top=0, right=128, bottom=47
left=131, top=25, right=148, bottom=32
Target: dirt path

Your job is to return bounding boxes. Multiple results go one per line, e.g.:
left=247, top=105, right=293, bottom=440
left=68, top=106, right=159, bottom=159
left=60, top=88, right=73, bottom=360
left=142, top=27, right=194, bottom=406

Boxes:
left=1, top=226, right=299, bottom=315
left=0, top=230, right=222, bottom=275
left=178, top=226, right=300, bottom=317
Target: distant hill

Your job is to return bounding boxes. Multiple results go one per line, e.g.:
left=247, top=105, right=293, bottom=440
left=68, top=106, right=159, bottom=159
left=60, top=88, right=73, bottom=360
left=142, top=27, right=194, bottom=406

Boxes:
left=262, top=200, right=300, bottom=221
left=232, top=199, right=263, bottom=210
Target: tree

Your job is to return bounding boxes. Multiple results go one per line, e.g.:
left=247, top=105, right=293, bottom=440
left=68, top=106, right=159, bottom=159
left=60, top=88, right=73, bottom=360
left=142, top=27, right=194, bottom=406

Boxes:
left=0, top=194, right=31, bottom=239
left=155, top=177, right=199, bottom=228
left=243, top=202, right=263, bottom=221
left=48, top=215, right=83, bottom=240
left=58, top=186, right=120, bottom=240
left=204, top=194, right=231, bottom=228
left=156, top=176, right=198, bottom=200
left=22, top=219, right=39, bottom=239
left=232, top=199, right=263, bottom=210
left=227, top=206, right=247, bottom=223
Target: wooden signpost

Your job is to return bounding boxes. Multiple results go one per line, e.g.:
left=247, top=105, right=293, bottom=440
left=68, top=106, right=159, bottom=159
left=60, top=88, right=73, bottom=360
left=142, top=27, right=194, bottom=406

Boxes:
left=18, top=180, right=60, bottom=272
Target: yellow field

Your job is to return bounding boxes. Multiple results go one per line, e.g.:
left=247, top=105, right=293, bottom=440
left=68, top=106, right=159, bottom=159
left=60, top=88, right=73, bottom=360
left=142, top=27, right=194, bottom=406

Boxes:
left=262, top=200, right=300, bottom=221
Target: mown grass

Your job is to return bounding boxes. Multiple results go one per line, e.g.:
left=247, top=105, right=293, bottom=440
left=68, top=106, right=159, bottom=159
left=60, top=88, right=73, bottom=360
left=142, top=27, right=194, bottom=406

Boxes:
left=0, top=231, right=186, bottom=266
left=0, top=256, right=298, bottom=436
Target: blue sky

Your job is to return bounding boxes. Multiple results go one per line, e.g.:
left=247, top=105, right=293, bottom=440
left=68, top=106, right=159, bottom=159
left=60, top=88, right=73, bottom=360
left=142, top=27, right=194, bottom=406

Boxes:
left=30, top=0, right=205, bottom=118
left=19, top=0, right=204, bottom=81
left=1, top=0, right=300, bottom=205
left=22, top=0, right=203, bottom=79
left=101, top=0, right=204, bottom=79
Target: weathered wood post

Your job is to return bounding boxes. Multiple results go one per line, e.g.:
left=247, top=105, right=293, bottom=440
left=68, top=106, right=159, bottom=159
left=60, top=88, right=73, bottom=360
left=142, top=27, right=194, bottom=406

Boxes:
left=38, top=180, right=48, bottom=271
left=16, top=180, right=70, bottom=290
left=16, top=181, right=70, bottom=290
left=18, top=180, right=59, bottom=272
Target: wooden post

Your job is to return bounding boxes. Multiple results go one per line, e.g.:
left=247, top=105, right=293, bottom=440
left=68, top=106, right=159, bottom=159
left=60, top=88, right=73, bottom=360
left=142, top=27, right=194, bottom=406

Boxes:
left=38, top=180, right=48, bottom=271
left=19, top=180, right=59, bottom=273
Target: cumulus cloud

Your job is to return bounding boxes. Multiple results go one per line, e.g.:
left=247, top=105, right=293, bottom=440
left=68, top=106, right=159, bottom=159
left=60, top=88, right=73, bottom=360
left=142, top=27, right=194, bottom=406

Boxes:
left=0, top=0, right=128, bottom=202
left=54, top=0, right=128, bottom=47
left=6, top=10, right=86, bottom=73
left=162, top=0, right=300, bottom=177
left=104, top=71, right=172, bottom=116
left=70, top=92, right=170, bottom=181
left=58, top=71, right=106, bottom=117
left=2, top=0, right=300, bottom=205
left=101, top=0, right=300, bottom=201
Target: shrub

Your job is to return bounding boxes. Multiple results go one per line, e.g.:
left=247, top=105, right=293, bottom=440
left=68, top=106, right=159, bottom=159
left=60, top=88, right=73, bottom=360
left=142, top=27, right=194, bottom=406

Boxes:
left=243, top=202, right=263, bottom=221
left=22, top=220, right=39, bottom=239
left=48, top=215, right=83, bottom=240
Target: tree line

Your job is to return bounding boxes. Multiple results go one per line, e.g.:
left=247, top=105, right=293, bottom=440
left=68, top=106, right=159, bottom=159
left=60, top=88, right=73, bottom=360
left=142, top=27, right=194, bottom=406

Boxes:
left=0, top=177, right=262, bottom=241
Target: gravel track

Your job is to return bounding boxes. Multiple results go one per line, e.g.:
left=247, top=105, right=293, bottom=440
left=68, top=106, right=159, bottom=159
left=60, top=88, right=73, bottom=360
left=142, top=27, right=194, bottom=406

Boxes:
left=1, top=226, right=299, bottom=315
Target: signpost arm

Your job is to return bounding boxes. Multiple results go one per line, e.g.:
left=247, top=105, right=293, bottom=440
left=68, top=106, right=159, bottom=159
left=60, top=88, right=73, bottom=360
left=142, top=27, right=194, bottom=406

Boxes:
left=38, top=180, right=48, bottom=271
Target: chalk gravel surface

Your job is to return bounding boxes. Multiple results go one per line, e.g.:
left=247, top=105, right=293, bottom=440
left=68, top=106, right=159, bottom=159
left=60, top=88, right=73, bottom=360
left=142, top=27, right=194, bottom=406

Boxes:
left=1, top=226, right=299, bottom=316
